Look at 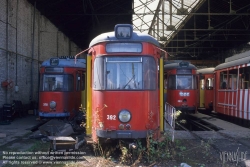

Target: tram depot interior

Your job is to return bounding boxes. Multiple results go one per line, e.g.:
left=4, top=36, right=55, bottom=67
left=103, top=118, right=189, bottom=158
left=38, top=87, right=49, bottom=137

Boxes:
left=1, top=0, right=250, bottom=121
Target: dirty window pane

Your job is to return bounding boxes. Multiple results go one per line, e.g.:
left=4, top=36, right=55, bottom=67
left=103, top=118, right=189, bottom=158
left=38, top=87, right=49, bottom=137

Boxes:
left=40, top=74, right=73, bottom=91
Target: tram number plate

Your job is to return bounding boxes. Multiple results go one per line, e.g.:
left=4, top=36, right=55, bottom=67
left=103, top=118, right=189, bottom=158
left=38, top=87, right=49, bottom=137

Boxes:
left=107, top=115, right=116, bottom=120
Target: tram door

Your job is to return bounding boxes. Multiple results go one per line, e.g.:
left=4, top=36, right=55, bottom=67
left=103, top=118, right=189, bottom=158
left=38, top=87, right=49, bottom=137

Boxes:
left=199, top=76, right=205, bottom=108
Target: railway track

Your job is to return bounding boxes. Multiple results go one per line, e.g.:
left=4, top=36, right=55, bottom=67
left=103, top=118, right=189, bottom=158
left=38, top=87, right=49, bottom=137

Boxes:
left=198, top=109, right=250, bottom=129
left=176, top=116, right=250, bottom=166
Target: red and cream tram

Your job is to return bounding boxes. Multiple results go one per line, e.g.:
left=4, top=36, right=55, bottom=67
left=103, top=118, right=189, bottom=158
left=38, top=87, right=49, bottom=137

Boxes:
left=78, top=24, right=166, bottom=143
left=214, top=51, right=250, bottom=121
left=164, top=61, right=198, bottom=113
left=38, top=56, right=86, bottom=119
left=197, top=67, right=215, bottom=112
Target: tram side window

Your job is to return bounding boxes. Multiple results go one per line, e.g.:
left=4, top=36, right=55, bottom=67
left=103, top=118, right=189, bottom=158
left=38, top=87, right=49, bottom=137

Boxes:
left=228, top=69, right=237, bottom=89
left=220, top=72, right=227, bottom=89
left=143, top=57, right=156, bottom=90
left=200, top=79, right=205, bottom=90
left=76, top=73, right=85, bottom=91
left=206, top=78, right=213, bottom=90
left=168, top=75, right=176, bottom=89
left=76, top=73, right=81, bottom=91
left=81, top=73, right=85, bottom=91
left=164, top=74, right=168, bottom=89
left=239, top=66, right=250, bottom=89
left=93, top=57, right=104, bottom=90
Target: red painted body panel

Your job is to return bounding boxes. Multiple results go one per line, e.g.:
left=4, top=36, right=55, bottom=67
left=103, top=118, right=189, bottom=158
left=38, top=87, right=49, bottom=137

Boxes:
left=39, top=62, right=85, bottom=118
left=92, top=91, right=159, bottom=130
left=214, top=66, right=250, bottom=121
left=39, top=91, right=81, bottom=118
left=164, top=67, right=198, bottom=113
left=90, top=41, right=161, bottom=142
left=167, top=90, right=197, bottom=109
left=204, top=89, right=213, bottom=109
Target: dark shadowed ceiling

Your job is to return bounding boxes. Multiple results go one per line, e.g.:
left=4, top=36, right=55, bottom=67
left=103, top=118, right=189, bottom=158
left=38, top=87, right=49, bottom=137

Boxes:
left=27, top=0, right=133, bottom=49
left=27, top=0, right=250, bottom=67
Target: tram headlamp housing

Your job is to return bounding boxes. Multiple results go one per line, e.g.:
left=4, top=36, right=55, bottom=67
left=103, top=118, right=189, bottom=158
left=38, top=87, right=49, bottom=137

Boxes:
left=179, top=61, right=189, bottom=67
left=49, top=101, right=56, bottom=109
left=118, top=110, right=131, bottom=123
left=115, top=24, right=133, bottom=39
left=50, top=58, right=59, bottom=66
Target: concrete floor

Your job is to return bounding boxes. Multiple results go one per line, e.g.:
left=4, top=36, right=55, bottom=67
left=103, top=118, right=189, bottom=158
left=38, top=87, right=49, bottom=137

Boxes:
left=0, top=115, right=41, bottom=146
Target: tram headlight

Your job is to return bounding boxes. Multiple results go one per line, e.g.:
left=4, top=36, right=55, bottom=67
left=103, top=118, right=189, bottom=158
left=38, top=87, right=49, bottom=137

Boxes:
left=125, top=124, right=131, bottom=130
left=118, top=110, right=131, bottom=123
left=49, top=101, right=56, bottom=109
left=119, top=124, right=125, bottom=130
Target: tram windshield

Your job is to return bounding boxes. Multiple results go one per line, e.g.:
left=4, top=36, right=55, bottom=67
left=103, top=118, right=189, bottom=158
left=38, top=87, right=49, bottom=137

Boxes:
left=168, top=75, right=197, bottom=90
left=40, top=74, right=74, bottom=91
left=93, top=56, right=157, bottom=90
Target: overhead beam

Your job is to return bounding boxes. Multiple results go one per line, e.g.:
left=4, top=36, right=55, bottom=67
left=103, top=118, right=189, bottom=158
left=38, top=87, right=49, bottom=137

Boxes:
left=46, top=13, right=250, bottom=16
left=136, top=28, right=250, bottom=31
left=164, top=47, right=232, bottom=48
left=167, top=39, right=248, bottom=41
left=148, top=0, right=162, bottom=35
left=163, top=0, right=206, bottom=47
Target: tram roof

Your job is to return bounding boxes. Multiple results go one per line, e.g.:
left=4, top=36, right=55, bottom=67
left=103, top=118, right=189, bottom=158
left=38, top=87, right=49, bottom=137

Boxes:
left=225, top=50, right=250, bottom=63
left=215, top=54, right=250, bottom=71
left=89, top=31, right=160, bottom=48
left=196, top=67, right=215, bottom=74
left=164, top=62, right=197, bottom=70
left=41, top=58, right=86, bottom=68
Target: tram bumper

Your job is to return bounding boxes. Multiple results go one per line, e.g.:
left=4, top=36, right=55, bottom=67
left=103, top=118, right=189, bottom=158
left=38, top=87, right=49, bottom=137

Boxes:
left=39, top=111, right=70, bottom=117
left=176, top=106, right=196, bottom=113
left=96, top=129, right=148, bottom=139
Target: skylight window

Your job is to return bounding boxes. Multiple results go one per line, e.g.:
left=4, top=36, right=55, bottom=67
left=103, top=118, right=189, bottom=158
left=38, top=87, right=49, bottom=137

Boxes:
left=133, top=0, right=202, bottom=45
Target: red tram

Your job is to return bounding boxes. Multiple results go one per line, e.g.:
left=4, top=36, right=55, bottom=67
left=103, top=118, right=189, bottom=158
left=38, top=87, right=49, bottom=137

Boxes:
left=164, top=61, right=198, bottom=113
left=80, top=24, right=166, bottom=143
left=197, top=67, right=215, bottom=112
left=214, top=51, right=250, bottom=121
left=38, top=56, right=86, bottom=119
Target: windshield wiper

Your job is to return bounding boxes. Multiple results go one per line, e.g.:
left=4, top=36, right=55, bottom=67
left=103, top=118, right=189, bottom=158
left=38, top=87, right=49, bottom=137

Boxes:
left=123, top=75, right=135, bottom=89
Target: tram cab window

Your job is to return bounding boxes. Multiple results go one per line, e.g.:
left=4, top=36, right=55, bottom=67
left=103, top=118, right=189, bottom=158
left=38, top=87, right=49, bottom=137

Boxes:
left=168, top=75, right=196, bottom=90
left=40, top=74, right=74, bottom=91
left=177, top=75, right=193, bottom=89
left=93, top=56, right=156, bottom=90
left=105, top=57, right=143, bottom=90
